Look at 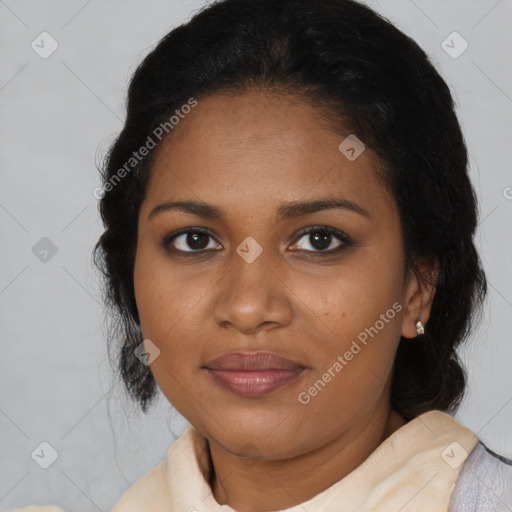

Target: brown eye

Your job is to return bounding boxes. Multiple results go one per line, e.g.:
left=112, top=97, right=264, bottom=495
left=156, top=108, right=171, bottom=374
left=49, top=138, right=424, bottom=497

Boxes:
left=165, top=229, right=222, bottom=253
left=291, top=226, right=351, bottom=254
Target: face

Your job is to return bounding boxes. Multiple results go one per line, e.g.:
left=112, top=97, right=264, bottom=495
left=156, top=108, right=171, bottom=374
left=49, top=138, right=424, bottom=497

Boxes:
left=133, top=91, right=429, bottom=460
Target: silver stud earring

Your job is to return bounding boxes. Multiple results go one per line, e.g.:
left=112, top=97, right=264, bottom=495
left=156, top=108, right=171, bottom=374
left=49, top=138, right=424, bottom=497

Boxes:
left=416, top=319, right=425, bottom=336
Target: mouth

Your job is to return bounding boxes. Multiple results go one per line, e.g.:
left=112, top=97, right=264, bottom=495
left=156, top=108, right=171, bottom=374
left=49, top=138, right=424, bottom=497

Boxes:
left=203, top=351, right=307, bottom=397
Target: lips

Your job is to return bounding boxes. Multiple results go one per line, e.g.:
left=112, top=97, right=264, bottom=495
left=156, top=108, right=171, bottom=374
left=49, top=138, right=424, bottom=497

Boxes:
left=203, top=352, right=306, bottom=397
left=204, top=351, right=304, bottom=371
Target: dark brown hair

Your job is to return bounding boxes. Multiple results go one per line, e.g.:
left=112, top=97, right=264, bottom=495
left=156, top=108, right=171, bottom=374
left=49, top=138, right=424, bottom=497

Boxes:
left=94, top=0, right=487, bottom=420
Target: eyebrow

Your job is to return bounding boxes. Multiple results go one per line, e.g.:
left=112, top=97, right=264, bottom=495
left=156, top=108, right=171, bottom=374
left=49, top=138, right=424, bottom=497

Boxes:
left=148, top=197, right=370, bottom=222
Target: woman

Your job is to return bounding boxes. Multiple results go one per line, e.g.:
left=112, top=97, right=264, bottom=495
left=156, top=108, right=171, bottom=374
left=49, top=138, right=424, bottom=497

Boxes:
left=12, top=0, right=510, bottom=510
left=95, top=0, right=511, bottom=510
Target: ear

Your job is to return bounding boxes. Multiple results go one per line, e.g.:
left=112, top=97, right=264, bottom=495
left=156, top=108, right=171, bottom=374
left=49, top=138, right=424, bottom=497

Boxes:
left=401, top=259, right=438, bottom=339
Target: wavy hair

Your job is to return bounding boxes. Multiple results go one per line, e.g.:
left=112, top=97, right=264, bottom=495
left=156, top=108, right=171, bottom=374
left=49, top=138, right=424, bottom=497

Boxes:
left=94, top=0, right=487, bottom=419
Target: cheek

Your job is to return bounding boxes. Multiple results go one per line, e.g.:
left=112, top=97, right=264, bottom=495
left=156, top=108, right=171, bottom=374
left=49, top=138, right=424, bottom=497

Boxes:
left=134, top=244, right=203, bottom=339
left=307, top=290, right=403, bottom=378
left=298, top=252, right=404, bottom=336
left=294, top=251, right=405, bottom=396
left=294, top=278, right=403, bottom=423
left=133, top=244, right=209, bottom=394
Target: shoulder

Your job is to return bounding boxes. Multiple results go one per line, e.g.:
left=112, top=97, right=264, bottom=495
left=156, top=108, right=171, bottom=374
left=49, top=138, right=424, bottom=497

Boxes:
left=111, top=457, right=172, bottom=512
left=449, top=441, right=512, bottom=511
left=110, top=426, right=204, bottom=512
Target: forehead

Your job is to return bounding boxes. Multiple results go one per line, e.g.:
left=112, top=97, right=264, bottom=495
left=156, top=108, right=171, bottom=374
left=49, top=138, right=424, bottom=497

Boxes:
left=142, top=91, right=393, bottom=221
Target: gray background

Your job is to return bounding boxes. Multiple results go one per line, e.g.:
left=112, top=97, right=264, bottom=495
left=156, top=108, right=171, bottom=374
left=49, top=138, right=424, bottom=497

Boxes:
left=1, top=0, right=511, bottom=510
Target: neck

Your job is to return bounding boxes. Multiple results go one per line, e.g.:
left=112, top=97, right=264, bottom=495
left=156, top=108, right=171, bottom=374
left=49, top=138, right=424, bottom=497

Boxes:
left=207, top=406, right=406, bottom=512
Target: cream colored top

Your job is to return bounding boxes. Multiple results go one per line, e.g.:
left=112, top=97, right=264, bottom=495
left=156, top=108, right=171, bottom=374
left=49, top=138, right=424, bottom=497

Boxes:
left=7, top=410, right=480, bottom=512
left=111, top=410, right=478, bottom=511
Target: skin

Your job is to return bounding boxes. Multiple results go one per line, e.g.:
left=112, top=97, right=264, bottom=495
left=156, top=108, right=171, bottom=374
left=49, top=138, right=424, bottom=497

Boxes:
left=133, top=90, right=436, bottom=512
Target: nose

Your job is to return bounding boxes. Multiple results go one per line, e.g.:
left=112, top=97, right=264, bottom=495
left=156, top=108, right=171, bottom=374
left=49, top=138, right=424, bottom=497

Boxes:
left=212, top=247, right=294, bottom=335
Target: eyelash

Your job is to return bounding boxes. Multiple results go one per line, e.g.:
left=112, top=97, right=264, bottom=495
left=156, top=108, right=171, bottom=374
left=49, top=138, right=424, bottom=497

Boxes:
left=161, top=226, right=353, bottom=257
